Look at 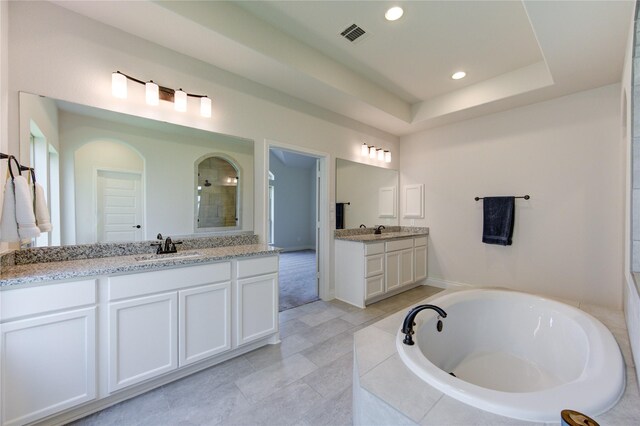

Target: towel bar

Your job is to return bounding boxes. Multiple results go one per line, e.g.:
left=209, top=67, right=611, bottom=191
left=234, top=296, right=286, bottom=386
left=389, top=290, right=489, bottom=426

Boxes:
left=475, top=195, right=530, bottom=201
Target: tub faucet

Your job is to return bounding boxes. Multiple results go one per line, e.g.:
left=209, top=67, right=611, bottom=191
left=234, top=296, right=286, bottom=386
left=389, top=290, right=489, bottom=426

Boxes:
left=401, top=304, right=447, bottom=346
left=374, top=225, right=385, bottom=235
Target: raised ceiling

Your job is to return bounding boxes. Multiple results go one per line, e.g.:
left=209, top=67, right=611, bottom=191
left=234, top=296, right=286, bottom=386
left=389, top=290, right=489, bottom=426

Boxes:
left=53, top=0, right=634, bottom=136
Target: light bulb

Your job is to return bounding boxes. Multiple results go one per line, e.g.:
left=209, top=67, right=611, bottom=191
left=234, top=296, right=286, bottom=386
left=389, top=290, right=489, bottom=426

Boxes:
left=377, top=149, right=384, bottom=161
left=200, top=96, right=212, bottom=117
left=175, top=89, right=187, bottom=112
left=369, top=146, right=376, bottom=159
left=361, top=143, right=369, bottom=156
left=385, top=150, right=391, bottom=163
left=145, top=81, right=159, bottom=105
left=112, top=72, right=127, bottom=99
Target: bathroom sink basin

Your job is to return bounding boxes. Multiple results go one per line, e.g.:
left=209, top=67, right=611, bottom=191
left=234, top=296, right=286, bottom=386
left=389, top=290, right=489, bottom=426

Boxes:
left=134, top=252, right=204, bottom=263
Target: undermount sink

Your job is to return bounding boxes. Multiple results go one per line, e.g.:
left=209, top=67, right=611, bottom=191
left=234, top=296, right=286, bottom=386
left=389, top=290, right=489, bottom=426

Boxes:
left=134, top=252, right=204, bottom=263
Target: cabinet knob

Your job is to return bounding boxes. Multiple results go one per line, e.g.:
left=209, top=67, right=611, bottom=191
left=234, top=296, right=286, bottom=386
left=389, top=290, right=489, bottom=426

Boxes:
left=132, top=225, right=141, bottom=229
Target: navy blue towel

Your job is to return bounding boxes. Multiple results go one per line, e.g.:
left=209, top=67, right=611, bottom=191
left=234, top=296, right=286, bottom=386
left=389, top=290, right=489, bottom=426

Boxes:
left=482, top=196, right=515, bottom=246
left=336, top=203, right=345, bottom=230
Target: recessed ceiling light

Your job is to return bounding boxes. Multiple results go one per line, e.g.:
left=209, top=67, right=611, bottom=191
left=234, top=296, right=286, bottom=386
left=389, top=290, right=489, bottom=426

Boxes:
left=385, top=6, right=404, bottom=21
left=451, top=71, right=466, bottom=80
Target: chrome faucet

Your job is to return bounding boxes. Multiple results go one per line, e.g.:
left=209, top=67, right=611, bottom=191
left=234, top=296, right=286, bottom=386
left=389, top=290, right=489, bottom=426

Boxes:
left=374, top=225, right=385, bottom=234
left=401, top=304, right=447, bottom=346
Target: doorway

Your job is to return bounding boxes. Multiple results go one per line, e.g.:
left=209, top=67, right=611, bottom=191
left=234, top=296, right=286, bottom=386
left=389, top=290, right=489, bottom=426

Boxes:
left=96, top=170, right=143, bottom=242
left=268, top=147, right=321, bottom=311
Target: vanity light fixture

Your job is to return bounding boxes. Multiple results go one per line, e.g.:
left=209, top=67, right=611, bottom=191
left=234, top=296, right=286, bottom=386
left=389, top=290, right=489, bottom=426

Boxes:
left=360, top=142, right=391, bottom=162
left=385, top=6, right=404, bottom=21
left=385, top=150, right=391, bottom=163
left=361, top=143, right=369, bottom=156
left=451, top=71, right=466, bottom=80
left=111, top=71, right=212, bottom=117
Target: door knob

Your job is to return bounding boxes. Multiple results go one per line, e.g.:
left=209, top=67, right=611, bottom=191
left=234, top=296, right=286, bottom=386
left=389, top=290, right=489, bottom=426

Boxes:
left=132, top=225, right=141, bottom=229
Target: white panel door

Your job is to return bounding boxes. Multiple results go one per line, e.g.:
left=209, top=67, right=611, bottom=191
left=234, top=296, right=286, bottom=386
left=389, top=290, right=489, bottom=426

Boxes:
left=1, top=307, right=96, bottom=426
left=97, top=170, right=143, bottom=242
left=236, top=273, right=278, bottom=346
left=178, top=282, right=231, bottom=367
left=108, top=292, right=177, bottom=392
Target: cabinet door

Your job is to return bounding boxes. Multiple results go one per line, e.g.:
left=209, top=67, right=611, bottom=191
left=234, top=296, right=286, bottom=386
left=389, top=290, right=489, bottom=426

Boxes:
left=365, top=274, right=385, bottom=300
left=179, top=282, right=231, bottom=367
left=1, top=307, right=96, bottom=426
left=108, top=292, right=177, bottom=392
left=236, top=273, right=278, bottom=346
left=414, top=245, right=427, bottom=282
left=385, top=251, right=401, bottom=292
left=400, top=248, right=415, bottom=287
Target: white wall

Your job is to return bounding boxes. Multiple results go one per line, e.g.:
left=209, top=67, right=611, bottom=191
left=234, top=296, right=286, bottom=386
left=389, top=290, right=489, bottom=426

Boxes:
left=336, top=160, right=399, bottom=228
left=400, top=84, right=624, bottom=309
left=58, top=110, right=254, bottom=244
left=6, top=1, right=399, bottom=298
left=269, top=151, right=315, bottom=251
left=19, top=93, right=60, bottom=154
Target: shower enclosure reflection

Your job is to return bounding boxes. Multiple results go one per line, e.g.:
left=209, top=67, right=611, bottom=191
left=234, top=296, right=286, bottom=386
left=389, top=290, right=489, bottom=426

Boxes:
left=196, top=155, right=240, bottom=230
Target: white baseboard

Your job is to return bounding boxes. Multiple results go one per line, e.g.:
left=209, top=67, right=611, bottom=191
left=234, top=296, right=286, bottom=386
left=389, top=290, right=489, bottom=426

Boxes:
left=426, top=277, right=474, bottom=290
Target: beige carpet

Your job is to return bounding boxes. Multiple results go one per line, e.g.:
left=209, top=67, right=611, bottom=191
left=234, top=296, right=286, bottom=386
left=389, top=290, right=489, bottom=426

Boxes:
left=279, top=250, right=319, bottom=311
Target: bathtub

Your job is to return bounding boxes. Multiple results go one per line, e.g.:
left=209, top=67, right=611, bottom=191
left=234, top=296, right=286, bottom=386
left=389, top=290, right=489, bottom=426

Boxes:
left=396, top=289, right=625, bottom=423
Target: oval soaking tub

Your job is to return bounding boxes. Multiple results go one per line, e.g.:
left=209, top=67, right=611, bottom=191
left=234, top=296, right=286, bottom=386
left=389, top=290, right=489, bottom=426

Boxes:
left=396, top=289, right=625, bottom=423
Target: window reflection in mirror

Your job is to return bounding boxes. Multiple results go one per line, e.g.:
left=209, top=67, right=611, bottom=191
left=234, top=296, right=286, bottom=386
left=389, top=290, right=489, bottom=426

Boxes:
left=195, top=155, right=240, bottom=231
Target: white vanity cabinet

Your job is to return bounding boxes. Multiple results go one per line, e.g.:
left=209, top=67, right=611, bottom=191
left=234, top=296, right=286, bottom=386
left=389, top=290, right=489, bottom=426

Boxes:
left=335, top=235, right=428, bottom=308
left=0, top=279, right=98, bottom=426
left=236, top=256, right=279, bottom=346
left=106, top=262, right=231, bottom=392
left=385, top=238, right=415, bottom=291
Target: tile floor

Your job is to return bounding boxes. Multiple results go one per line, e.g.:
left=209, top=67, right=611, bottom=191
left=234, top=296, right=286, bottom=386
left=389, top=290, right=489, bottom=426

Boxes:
left=73, top=285, right=443, bottom=426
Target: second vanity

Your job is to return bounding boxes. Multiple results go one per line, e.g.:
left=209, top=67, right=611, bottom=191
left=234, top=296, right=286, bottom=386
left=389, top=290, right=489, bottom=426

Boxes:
left=335, top=227, right=429, bottom=308
left=0, top=236, right=279, bottom=426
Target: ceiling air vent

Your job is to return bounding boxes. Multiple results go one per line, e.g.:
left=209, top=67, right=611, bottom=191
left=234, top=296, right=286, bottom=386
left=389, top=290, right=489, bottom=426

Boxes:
left=340, top=23, right=367, bottom=43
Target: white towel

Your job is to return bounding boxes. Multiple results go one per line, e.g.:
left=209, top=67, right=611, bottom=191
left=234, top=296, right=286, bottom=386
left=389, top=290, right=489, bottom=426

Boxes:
left=0, top=179, right=19, bottom=242
left=34, top=182, right=52, bottom=232
left=14, top=176, right=40, bottom=240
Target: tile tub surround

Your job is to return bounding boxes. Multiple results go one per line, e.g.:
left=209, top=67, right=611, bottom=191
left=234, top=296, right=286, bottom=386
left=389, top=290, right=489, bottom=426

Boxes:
left=0, top=243, right=277, bottom=287
left=70, top=285, right=443, bottom=426
left=354, top=291, right=640, bottom=425
left=1, top=233, right=259, bottom=266
left=335, top=226, right=429, bottom=242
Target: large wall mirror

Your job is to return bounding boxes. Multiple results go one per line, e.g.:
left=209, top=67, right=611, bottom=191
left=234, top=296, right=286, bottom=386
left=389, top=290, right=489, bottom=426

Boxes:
left=19, top=92, right=254, bottom=247
left=335, top=158, right=399, bottom=229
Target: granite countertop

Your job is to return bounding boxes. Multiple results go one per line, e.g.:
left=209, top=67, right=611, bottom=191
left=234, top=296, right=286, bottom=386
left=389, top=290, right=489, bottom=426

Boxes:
left=335, top=230, right=428, bottom=242
left=0, top=244, right=279, bottom=288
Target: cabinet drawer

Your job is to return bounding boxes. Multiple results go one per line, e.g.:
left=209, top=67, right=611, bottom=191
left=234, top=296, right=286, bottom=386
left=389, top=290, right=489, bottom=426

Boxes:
left=365, top=243, right=384, bottom=256
left=108, top=263, right=230, bottom=300
left=365, top=275, right=385, bottom=300
left=237, top=255, right=278, bottom=279
left=365, top=254, right=384, bottom=277
left=386, top=238, right=413, bottom=252
left=1, top=279, right=96, bottom=321
left=414, top=236, right=427, bottom=247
